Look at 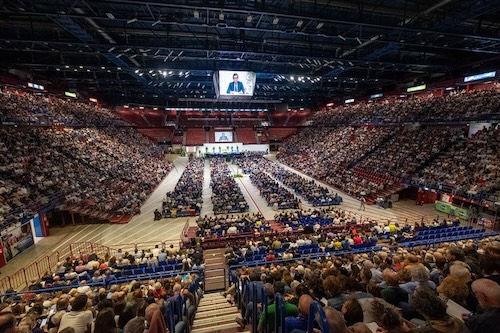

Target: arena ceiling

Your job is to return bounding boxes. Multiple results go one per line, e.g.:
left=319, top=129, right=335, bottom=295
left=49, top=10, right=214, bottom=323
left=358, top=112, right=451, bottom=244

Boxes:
left=0, top=0, right=499, bottom=108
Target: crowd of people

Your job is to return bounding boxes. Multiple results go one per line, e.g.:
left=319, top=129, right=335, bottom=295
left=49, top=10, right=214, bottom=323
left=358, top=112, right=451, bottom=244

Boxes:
left=269, top=164, right=342, bottom=206
left=0, top=271, right=201, bottom=333
left=228, top=233, right=500, bottom=333
left=0, top=126, right=171, bottom=229
left=195, top=213, right=269, bottom=238
left=162, top=158, right=204, bottom=218
left=232, top=156, right=299, bottom=210
left=358, top=127, right=464, bottom=179
left=0, top=90, right=129, bottom=126
left=414, top=125, right=500, bottom=198
left=310, top=87, right=500, bottom=126
left=209, top=158, right=249, bottom=215
left=278, top=124, right=492, bottom=201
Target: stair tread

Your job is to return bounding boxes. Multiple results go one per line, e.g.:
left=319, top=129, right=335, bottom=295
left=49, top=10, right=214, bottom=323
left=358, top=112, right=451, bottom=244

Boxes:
left=191, top=322, right=241, bottom=333
left=195, top=309, right=239, bottom=319
left=193, top=318, right=237, bottom=329
left=197, top=303, right=234, bottom=311
left=193, top=313, right=240, bottom=325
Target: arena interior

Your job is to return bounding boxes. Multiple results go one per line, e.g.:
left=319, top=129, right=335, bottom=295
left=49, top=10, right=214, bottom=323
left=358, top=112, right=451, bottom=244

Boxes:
left=0, top=1, right=500, bottom=333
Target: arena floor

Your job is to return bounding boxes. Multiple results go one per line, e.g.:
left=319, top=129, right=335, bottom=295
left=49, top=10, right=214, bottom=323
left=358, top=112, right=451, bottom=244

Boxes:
left=1, top=154, right=445, bottom=279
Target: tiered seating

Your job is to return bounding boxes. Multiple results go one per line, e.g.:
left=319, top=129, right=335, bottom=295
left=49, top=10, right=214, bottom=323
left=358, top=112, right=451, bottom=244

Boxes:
left=0, top=89, right=128, bottom=126
left=116, top=110, right=149, bottom=126
left=0, top=127, right=170, bottom=228
left=267, top=127, right=298, bottom=140
left=209, top=157, right=249, bottom=215
left=186, top=128, right=207, bottom=145
left=415, top=126, right=500, bottom=199
left=163, top=158, right=204, bottom=217
left=137, top=127, right=174, bottom=142
left=144, top=111, right=165, bottom=126
left=310, top=87, right=500, bottom=125
left=236, top=127, right=257, bottom=144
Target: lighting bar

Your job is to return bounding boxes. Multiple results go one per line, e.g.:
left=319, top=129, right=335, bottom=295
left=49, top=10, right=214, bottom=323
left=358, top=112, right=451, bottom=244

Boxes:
left=28, top=82, right=44, bottom=90
left=407, top=84, right=427, bottom=93
left=370, top=93, right=383, bottom=99
left=65, top=91, right=77, bottom=98
left=464, top=71, right=496, bottom=83
left=345, top=98, right=355, bottom=104
left=89, top=98, right=98, bottom=103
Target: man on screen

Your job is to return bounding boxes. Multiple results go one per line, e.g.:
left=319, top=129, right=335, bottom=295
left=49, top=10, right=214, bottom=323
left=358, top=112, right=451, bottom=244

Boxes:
left=226, top=73, right=245, bottom=94
left=218, top=132, right=230, bottom=141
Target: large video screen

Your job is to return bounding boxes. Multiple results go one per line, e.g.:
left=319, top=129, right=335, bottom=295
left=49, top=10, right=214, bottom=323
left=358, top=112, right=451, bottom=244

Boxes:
left=215, top=131, right=233, bottom=142
left=219, top=71, right=256, bottom=97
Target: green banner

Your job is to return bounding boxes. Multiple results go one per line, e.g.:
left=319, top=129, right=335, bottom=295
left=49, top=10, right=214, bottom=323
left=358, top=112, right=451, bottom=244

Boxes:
left=435, top=201, right=452, bottom=214
left=434, top=201, right=469, bottom=220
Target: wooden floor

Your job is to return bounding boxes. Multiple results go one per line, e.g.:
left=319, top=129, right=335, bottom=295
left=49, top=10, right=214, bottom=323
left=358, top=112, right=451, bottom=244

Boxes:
left=0, top=154, right=446, bottom=280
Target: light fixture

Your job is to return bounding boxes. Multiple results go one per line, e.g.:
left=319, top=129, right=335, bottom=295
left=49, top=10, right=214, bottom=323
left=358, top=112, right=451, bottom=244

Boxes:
left=296, top=20, right=303, bottom=28
left=316, top=22, right=324, bottom=29
left=152, top=19, right=161, bottom=27
left=108, top=47, right=116, bottom=52
left=247, top=14, right=253, bottom=23
left=219, top=12, right=224, bottom=21
left=273, top=17, right=279, bottom=25
left=338, top=35, right=346, bottom=41
left=134, top=69, right=139, bottom=73
left=193, top=9, right=200, bottom=19
left=127, top=18, right=137, bottom=24
left=105, top=13, right=115, bottom=19
left=356, top=37, right=362, bottom=44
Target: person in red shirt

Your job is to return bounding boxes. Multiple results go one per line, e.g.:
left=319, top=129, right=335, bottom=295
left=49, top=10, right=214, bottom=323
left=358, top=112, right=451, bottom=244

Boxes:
left=353, top=235, right=362, bottom=245
left=265, top=251, right=276, bottom=261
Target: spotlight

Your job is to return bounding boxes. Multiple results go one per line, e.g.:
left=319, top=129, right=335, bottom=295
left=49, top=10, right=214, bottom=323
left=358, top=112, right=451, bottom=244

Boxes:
left=193, top=9, right=200, bottom=19
left=338, top=35, right=346, bottom=41
left=316, top=22, right=324, bottom=29
left=218, top=12, right=224, bottom=21
left=273, top=17, right=279, bottom=25
left=296, top=20, right=303, bottom=28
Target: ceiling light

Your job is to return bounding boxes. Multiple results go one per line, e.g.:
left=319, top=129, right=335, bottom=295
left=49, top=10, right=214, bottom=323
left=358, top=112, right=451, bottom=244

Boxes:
left=356, top=37, right=362, bottom=44
left=134, top=69, right=139, bottom=73
left=108, top=47, right=116, bottom=52
left=273, top=17, right=279, bottom=25
left=316, top=22, right=324, bottom=29
left=247, top=14, right=253, bottom=23
left=290, top=76, right=294, bottom=80
left=338, top=35, right=346, bottom=41
left=296, top=20, right=303, bottom=28
left=124, top=48, right=131, bottom=52
left=127, top=18, right=137, bottom=24
left=193, top=10, right=200, bottom=19
left=105, top=13, right=115, bottom=19
left=219, top=12, right=224, bottom=21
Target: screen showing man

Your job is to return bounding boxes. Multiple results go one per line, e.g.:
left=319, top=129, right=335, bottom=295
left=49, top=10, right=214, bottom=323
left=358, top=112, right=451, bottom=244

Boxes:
left=218, top=71, right=255, bottom=97
left=226, top=73, right=245, bottom=94
left=215, top=131, right=232, bottom=142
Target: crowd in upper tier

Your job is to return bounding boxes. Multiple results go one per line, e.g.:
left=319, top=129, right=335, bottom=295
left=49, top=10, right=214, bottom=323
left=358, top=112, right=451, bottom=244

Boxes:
left=0, top=127, right=170, bottom=229
left=279, top=124, right=499, bottom=199
left=0, top=90, right=128, bottom=126
left=310, top=87, right=500, bottom=126
left=414, top=125, right=500, bottom=197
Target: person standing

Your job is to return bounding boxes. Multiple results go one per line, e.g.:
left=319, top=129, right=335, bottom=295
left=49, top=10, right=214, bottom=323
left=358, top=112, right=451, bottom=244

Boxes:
left=359, top=196, right=366, bottom=211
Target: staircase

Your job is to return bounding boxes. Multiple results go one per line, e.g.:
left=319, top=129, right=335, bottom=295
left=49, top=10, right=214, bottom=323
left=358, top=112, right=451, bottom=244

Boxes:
left=203, top=248, right=228, bottom=292
left=191, top=293, right=248, bottom=333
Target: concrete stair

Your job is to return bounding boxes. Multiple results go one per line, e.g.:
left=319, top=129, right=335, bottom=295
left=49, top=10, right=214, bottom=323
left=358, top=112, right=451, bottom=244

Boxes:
left=192, top=292, right=246, bottom=333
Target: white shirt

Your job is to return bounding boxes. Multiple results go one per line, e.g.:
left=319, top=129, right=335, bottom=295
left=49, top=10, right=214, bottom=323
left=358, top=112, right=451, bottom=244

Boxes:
left=58, top=310, right=93, bottom=333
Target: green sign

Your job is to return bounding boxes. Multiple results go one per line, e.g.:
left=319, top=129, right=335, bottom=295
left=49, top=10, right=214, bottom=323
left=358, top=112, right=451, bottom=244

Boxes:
left=407, top=84, right=426, bottom=93
left=435, top=201, right=452, bottom=214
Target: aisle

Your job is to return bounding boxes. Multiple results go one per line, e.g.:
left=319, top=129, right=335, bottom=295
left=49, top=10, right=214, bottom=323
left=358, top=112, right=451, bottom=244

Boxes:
left=200, top=158, right=214, bottom=218
left=227, top=163, right=275, bottom=219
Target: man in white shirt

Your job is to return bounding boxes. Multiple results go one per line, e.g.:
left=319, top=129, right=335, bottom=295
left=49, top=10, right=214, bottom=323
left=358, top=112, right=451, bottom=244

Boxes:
left=58, top=294, right=93, bottom=333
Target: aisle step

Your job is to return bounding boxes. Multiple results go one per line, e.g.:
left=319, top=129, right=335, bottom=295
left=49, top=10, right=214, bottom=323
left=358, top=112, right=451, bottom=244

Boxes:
left=193, top=313, right=239, bottom=326
left=191, top=321, right=241, bottom=333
